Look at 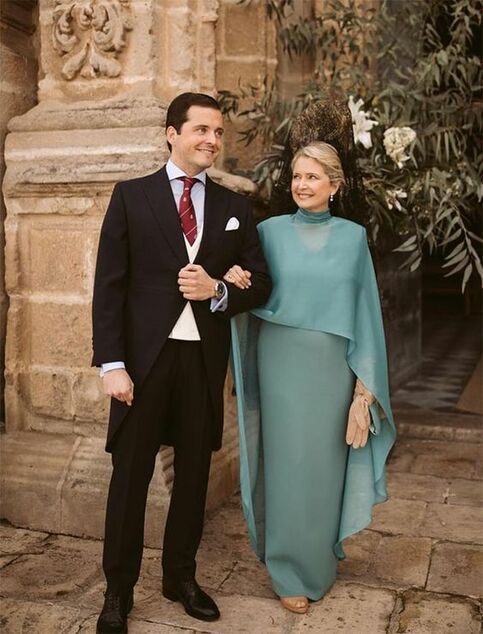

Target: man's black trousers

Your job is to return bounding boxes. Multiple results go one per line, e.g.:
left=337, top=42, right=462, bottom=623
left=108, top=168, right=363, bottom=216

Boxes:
left=102, top=339, right=214, bottom=593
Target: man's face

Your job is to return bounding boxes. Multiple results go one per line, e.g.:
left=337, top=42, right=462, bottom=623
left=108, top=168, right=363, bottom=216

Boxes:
left=167, top=106, right=224, bottom=175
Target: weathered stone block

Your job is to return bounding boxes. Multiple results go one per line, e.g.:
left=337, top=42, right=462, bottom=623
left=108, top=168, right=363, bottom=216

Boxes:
left=218, top=557, right=274, bottom=599
left=0, top=598, right=89, bottom=634
left=388, top=438, right=482, bottom=480
left=27, top=226, right=90, bottom=293
left=447, top=477, right=483, bottom=507
left=59, top=437, right=112, bottom=540
left=394, top=439, right=482, bottom=478
left=0, top=555, right=18, bottom=570
left=0, top=524, right=48, bottom=556
left=411, top=441, right=480, bottom=479
left=387, top=472, right=448, bottom=504
left=199, top=20, right=217, bottom=92
left=293, top=582, right=396, bottom=633
left=165, top=8, right=195, bottom=89
left=221, top=2, right=268, bottom=57
left=386, top=443, right=416, bottom=472
left=20, top=369, right=72, bottom=420
left=374, top=535, right=432, bottom=587
left=0, top=542, right=102, bottom=601
left=4, top=125, right=166, bottom=195
left=4, top=219, right=21, bottom=292
left=30, top=301, right=91, bottom=367
left=73, top=417, right=107, bottom=439
left=6, top=196, right=107, bottom=217
left=81, top=616, right=184, bottom=634
left=4, top=296, right=29, bottom=366
left=0, top=431, right=74, bottom=532
left=0, top=45, right=38, bottom=88
left=420, top=502, right=483, bottom=544
left=397, top=590, right=480, bottom=633
left=137, top=592, right=294, bottom=633
left=337, top=530, right=381, bottom=580
left=427, top=542, right=483, bottom=597
left=370, top=498, right=427, bottom=536
left=202, top=493, right=253, bottom=560
left=217, top=58, right=271, bottom=91
left=3, top=374, right=27, bottom=432
left=72, top=372, right=109, bottom=423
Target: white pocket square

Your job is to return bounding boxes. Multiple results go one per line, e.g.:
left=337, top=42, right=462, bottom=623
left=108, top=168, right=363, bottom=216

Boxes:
left=225, top=217, right=240, bottom=231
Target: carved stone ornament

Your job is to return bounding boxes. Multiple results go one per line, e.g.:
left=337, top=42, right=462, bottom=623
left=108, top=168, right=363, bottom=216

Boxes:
left=52, top=0, right=131, bottom=80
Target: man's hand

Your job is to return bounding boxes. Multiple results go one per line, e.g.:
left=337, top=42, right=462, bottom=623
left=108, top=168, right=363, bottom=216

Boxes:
left=178, top=264, right=216, bottom=301
left=102, top=369, right=134, bottom=406
left=224, top=264, right=252, bottom=289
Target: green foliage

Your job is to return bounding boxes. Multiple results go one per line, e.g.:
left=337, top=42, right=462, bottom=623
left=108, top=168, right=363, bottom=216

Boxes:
left=222, top=0, right=482, bottom=291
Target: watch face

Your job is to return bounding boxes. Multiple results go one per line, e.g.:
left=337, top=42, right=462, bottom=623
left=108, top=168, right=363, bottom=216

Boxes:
left=216, top=282, right=224, bottom=297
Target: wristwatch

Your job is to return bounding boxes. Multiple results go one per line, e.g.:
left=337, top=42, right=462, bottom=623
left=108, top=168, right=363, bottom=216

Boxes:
left=214, top=280, right=225, bottom=299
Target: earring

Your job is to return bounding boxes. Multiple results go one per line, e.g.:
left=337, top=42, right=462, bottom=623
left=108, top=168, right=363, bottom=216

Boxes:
left=329, top=193, right=334, bottom=203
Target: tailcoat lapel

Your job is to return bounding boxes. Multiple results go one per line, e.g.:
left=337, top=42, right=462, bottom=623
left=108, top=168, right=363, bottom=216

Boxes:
left=141, top=166, right=189, bottom=265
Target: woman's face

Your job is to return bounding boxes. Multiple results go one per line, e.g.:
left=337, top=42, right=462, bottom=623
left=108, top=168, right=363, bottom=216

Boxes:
left=291, top=156, right=338, bottom=212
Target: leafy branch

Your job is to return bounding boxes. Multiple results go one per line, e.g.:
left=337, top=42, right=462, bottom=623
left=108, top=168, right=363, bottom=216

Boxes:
left=223, top=0, right=482, bottom=292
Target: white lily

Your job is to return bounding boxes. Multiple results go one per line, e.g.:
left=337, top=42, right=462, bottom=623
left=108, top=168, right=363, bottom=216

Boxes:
left=348, top=95, right=378, bottom=149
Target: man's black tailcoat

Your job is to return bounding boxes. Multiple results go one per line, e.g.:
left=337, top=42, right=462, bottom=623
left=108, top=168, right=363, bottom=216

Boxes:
left=92, top=166, right=271, bottom=451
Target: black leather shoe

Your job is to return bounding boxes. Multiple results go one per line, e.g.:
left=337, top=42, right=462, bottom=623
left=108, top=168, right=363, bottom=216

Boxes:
left=162, top=578, right=220, bottom=622
left=96, top=588, right=134, bottom=634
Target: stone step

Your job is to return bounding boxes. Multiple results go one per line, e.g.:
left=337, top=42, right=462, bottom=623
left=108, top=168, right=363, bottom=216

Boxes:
left=394, top=408, right=482, bottom=443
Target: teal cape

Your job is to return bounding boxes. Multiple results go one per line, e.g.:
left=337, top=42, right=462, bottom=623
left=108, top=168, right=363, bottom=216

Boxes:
left=230, top=210, right=397, bottom=560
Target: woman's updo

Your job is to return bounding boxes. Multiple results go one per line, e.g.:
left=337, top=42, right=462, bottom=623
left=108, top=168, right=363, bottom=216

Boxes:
left=291, top=142, right=346, bottom=189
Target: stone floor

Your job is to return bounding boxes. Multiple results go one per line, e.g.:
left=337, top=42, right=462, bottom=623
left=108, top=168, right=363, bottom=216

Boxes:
left=1, top=413, right=482, bottom=633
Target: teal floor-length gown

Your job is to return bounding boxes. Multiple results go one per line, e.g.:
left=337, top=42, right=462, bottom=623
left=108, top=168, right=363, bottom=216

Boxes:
left=231, top=208, right=397, bottom=600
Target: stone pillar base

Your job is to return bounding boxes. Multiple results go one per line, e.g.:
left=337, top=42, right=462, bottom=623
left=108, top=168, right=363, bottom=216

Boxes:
left=0, top=428, right=240, bottom=547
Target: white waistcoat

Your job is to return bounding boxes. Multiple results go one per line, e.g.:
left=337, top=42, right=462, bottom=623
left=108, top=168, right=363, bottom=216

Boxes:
left=168, top=230, right=202, bottom=341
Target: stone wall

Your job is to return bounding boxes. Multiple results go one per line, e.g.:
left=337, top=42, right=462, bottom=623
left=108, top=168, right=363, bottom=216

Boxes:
left=1, top=0, right=257, bottom=542
left=215, top=0, right=277, bottom=170
left=0, top=0, right=39, bottom=428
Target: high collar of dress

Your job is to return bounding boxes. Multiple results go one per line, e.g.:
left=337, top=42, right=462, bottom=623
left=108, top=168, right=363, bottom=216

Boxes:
left=295, top=208, right=332, bottom=224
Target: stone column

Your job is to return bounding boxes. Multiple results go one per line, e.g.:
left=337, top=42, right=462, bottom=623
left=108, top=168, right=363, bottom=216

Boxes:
left=0, top=0, right=39, bottom=431
left=1, top=0, right=246, bottom=544
left=215, top=0, right=277, bottom=170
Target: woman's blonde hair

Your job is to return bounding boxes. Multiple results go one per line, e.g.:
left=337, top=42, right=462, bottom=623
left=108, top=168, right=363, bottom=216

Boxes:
left=291, top=142, right=346, bottom=188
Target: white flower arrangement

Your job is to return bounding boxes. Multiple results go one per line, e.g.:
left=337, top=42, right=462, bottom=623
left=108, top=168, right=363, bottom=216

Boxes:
left=383, top=126, right=417, bottom=168
left=348, top=95, right=378, bottom=149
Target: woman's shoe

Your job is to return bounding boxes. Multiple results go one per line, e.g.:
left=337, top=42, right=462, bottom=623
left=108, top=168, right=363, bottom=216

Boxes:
left=280, top=596, right=309, bottom=614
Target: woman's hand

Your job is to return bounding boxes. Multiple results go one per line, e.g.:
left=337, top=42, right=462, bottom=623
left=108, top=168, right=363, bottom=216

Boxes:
left=223, top=264, right=252, bottom=290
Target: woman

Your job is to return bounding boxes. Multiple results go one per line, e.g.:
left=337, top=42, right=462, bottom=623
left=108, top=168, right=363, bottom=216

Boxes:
left=227, top=141, right=396, bottom=613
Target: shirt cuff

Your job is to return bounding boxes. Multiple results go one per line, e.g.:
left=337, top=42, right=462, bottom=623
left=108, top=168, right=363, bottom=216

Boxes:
left=100, top=361, right=125, bottom=378
left=210, top=282, right=228, bottom=312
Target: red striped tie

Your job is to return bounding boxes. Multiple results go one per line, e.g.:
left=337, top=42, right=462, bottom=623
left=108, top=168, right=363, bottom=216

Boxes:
left=178, top=177, right=198, bottom=245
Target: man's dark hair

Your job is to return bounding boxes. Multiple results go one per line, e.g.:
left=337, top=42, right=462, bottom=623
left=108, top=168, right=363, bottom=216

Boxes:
left=165, top=92, right=221, bottom=151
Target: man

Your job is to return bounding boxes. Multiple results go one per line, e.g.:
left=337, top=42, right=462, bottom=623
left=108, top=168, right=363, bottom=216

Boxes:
left=92, top=92, right=271, bottom=633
